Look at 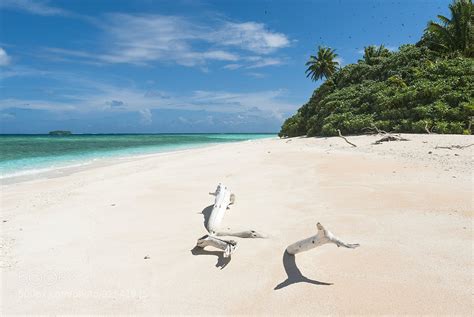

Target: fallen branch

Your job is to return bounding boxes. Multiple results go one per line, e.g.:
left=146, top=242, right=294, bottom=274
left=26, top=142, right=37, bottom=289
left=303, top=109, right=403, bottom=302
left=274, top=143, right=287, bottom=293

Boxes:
left=363, top=125, right=389, bottom=135
left=194, top=183, right=264, bottom=259
left=373, top=134, right=410, bottom=144
left=206, top=184, right=235, bottom=235
left=216, top=228, right=267, bottom=238
left=337, top=129, right=357, bottom=147
left=196, top=235, right=237, bottom=258
left=435, top=144, right=474, bottom=150
left=424, top=122, right=432, bottom=134
left=286, top=223, right=359, bottom=255
left=363, top=124, right=410, bottom=145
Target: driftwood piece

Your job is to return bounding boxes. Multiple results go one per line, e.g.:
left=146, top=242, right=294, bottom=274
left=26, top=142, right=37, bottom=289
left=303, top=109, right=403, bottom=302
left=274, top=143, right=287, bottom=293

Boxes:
left=216, top=228, right=267, bottom=238
left=364, top=124, right=410, bottom=145
left=435, top=144, right=474, bottom=150
left=424, top=122, right=434, bottom=134
left=196, top=235, right=237, bottom=258
left=286, top=223, right=359, bottom=255
left=207, top=183, right=234, bottom=235
left=363, top=125, right=389, bottom=135
left=194, top=183, right=265, bottom=260
left=337, top=129, right=357, bottom=147
left=373, top=134, right=409, bottom=144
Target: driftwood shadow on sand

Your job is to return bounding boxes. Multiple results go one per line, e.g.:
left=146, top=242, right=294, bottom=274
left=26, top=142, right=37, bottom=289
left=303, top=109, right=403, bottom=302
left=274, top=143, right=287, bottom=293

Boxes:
left=274, top=251, right=332, bottom=290
left=190, top=204, right=232, bottom=269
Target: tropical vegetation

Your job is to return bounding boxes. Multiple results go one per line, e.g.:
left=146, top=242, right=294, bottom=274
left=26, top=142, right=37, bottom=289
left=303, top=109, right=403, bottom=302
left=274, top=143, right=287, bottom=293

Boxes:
left=305, top=46, right=340, bottom=81
left=279, top=0, right=474, bottom=137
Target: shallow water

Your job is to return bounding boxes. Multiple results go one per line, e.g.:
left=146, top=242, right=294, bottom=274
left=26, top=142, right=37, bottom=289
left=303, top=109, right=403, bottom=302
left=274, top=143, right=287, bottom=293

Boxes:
left=0, top=134, right=275, bottom=179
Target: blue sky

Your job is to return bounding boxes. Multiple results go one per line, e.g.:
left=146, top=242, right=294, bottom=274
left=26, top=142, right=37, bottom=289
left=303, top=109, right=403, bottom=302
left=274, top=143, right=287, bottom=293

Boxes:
left=0, top=0, right=451, bottom=133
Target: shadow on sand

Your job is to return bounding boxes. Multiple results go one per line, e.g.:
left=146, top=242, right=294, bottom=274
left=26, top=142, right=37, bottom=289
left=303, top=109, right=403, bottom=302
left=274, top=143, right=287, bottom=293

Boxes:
left=190, top=245, right=231, bottom=269
left=200, top=204, right=213, bottom=229
left=274, top=251, right=332, bottom=290
left=190, top=204, right=231, bottom=269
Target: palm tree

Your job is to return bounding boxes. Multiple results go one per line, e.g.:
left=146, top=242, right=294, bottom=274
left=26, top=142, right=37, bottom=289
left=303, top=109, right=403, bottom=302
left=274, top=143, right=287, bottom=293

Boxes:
left=305, top=46, right=340, bottom=81
left=424, top=0, right=473, bottom=57
left=362, top=44, right=391, bottom=64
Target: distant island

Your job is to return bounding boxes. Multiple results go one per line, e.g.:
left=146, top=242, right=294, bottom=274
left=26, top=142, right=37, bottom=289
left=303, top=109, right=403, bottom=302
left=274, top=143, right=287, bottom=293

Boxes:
left=48, top=130, right=72, bottom=136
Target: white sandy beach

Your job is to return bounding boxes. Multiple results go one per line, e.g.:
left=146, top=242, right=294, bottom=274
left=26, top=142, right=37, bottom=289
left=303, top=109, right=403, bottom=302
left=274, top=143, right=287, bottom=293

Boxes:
left=0, top=134, right=472, bottom=315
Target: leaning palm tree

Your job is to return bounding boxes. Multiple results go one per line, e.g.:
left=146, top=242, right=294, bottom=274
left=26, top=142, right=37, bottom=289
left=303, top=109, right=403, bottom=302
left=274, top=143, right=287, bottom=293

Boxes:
left=363, top=44, right=391, bottom=64
left=424, top=0, right=473, bottom=57
left=305, top=46, right=340, bottom=81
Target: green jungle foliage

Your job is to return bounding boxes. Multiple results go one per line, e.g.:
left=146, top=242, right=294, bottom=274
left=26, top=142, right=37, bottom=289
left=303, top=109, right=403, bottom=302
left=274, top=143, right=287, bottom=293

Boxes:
left=280, top=0, right=473, bottom=137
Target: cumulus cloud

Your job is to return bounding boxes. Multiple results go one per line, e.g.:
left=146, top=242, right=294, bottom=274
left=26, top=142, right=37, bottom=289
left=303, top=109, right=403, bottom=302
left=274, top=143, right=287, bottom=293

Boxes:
left=0, top=48, right=11, bottom=66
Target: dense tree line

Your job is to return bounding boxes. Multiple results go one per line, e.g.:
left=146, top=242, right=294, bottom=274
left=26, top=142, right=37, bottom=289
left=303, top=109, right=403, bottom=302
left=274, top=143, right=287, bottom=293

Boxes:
left=279, top=0, right=473, bottom=137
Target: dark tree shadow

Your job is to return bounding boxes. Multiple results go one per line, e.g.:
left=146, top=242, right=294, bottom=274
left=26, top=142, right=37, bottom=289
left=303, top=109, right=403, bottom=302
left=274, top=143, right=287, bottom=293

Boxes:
left=190, top=204, right=231, bottom=269
left=274, top=251, right=332, bottom=290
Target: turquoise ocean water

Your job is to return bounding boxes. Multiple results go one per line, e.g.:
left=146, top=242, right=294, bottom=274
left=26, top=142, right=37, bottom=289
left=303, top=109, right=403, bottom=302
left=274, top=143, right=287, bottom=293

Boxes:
left=0, top=134, right=275, bottom=179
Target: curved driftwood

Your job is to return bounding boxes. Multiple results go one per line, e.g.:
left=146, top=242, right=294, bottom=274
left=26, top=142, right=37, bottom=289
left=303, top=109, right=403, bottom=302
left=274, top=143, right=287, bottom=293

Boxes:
left=196, top=235, right=237, bottom=258
left=207, top=183, right=234, bottom=235
left=337, top=129, right=357, bottom=147
left=286, top=222, right=359, bottom=255
left=216, top=228, right=267, bottom=238
left=194, top=183, right=264, bottom=259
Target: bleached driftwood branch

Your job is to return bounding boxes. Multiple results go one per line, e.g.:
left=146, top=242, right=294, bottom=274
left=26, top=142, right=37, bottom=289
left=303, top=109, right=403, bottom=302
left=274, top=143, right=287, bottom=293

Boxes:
left=196, top=235, right=237, bottom=258
left=373, top=134, right=409, bottom=144
left=337, top=129, right=357, bottom=147
left=206, top=183, right=235, bottom=235
left=424, top=122, right=434, bottom=134
left=195, top=183, right=265, bottom=258
left=286, top=223, right=359, bottom=255
left=363, top=124, right=410, bottom=144
left=435, top=144, right=474, bottom=150
left=216, top=228, right=267, bottom=238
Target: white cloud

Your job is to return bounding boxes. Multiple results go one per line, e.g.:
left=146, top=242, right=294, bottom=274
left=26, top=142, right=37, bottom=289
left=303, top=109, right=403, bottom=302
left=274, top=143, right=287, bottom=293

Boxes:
left=246, top=72, right=265, bottom=78
left=246, top=57, right=283, bottom=69
left=139, top=108, right=152, bottom=124
left=0, top=48, right=11, bottom=66
left=334, top=57, right=344, bottom=66
left=0, top=98, right=76, bottom=111
left=0, top=0, right=67, bottom=16
left=43, top=14, right=290, bottom=69
left=223, top=63, right=243, bottom=70
left=0, top=70, right=299, bottom=126
left=210, top=22, right=290, bottom=54
left=0, top=83, right=295, bottom=122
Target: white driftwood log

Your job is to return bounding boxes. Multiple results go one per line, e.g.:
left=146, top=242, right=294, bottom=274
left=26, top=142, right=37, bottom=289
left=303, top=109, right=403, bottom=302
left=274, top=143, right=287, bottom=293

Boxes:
left=194, top=183, right=265, bottom=258
left=286, top=222, right=359, bottom=255
left=216, top=228, right=267, bottom=238
left=207, top=183, right=234, bottom=235
left=196, top=235, right=237, bottom=258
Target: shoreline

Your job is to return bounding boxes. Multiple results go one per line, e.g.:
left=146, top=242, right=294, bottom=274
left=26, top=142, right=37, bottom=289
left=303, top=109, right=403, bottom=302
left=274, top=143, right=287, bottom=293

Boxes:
left=1, top=134, right=472, bottom=314
left=0, top=137, right=277, bottom=186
